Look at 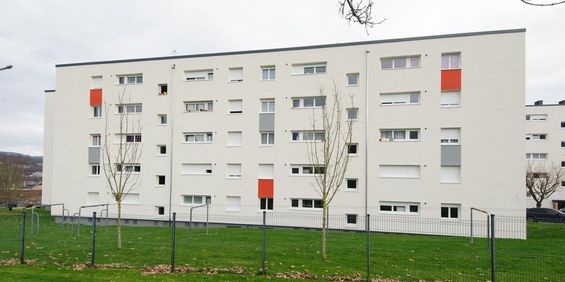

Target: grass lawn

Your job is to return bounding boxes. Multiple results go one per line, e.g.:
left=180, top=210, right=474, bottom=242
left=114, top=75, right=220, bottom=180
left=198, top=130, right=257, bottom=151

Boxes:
left=1, top=208, right=563, bottom=281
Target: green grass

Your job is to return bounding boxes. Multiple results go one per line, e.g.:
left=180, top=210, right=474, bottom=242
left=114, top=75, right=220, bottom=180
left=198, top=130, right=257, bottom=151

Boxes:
left=1, top=208, right=564, bottom=281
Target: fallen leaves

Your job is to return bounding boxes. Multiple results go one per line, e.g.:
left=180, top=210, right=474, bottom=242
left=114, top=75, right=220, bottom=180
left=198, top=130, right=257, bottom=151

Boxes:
left=140, top=265, right=247, bottom=276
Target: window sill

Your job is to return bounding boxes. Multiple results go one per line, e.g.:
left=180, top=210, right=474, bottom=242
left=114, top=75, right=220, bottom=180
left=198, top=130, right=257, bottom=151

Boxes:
left=440, top=105, right=461, bottom=108
left=440, top=182, right=462, bottom=184
left=291, top=73, right=326, bottom=76
left=155, top=124, right=167, bottom=126
left=89, top=117, right=103, bottom=120
left=380, top=103, right=420, bottom=107
left=227, top=145, right=242, bottom=148
left=257, top=210, right=274, bottom=213
left=87, top=175, right=101, bottom=177
left=259, top=111, right=275, bottom=114
left=290, top=174, right=318, bottom=177
left=226, top=177, right=242, bottom=180
left=184, top=79, right=213, bottom=83
left=379, top=140, right=420, bottom=142
left=289, top=207, right=323, bottom=211
left=228, top=80, right=244, bottom=83
left=348, top=154, right=358, bottom=157
left=380, top=67, right=421, bottom=71
left=155, top=155, right=166, bottom=157
left=155, top=185, right=166, bottom=188
left=291, top=107, right=323, bottom=110
left=346, top=84, right=359, bottom=87
left=184, top=110, right=213, bottom=113
left=225, top=209, right=241, bottom=212
left=344, top=188, right=358, bottom=192
left=260, top=79, right=275, bottom=82
left=379, top=176, right=420, bottom=179
left=259, top=144, right=275, bottom=147
left=228, top=112, right=243, bottom=115
left=180, top=173, right=213, bottom=176
left=379, top=212, right=420, bottom=216
left=182, top=142, right=213, bottom=144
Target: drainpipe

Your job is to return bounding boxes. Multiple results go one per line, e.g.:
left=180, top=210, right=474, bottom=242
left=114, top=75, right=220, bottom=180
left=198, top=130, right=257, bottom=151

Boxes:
left=168, top=64, right=176, bottom=224
left=364, top=50, right=369, bottom=217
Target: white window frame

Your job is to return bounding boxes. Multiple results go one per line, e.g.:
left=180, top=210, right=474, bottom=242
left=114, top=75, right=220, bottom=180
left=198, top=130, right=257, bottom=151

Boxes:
left=91, top=165, right=101, bottom=176
left=228, top=67, right=244, bottom=82
left=225, top=196, right=241, bottom=212
left=347, top=143, right=358, bottom=155
left=182, top=195, right=211, bottom=205
left=117, top=103, right=142, bottom=114
left=380, top=92, right=420, bottom=106
left=260, top=131, right=275, bottom=145
left=379, top=165, right=421, bottom=179
left=292, top=62, right=327, bottom=75
left=183, top=132, right=213, bottom=143
left=184, top=101, right=213, bottom=112
left=228, top=99, right=243, bottom=114
left=440, top=165, right=462, bottom=184
left=346, top=73, right=359, bottom=86
left=379, top=129, right=420, bottom=142
left=526, top=153, right=548, bottom=160
left=381, top=56, right=421, bottom=70
left=158, top=114, right=167, bottom=125
left=441, top=204, right=461, bottom=219
left=260, top=99, right=275, bottom=113
left=227, top=163, right=242, bottom=178
left=120, top=133, right=142, bottom=143
left=157, top=145, right=167, bottom=155
left=346, top=214, right=358, bottom=225
left=157, top=175, right=166, bottom=186
left=526, top=133, right=548, bottom=141
left=227, top=131, right=242, bottom=147
left=440, top=128, right=461, bottom=145
left=291, top=130, right=325, bottom=142
left=526, top=114, right=548, bottom=121
left=117, top=74, right=143, bottom=85
left=116, top=163, right=141, bottom=173
left=290, top=165, right=325, bottom=176
left=290, top=198, right=323, bottom=209
left=91, top=134, right=101, bottom=147
left=291, top=97, right=326, bottom=109
left=261, top=66, right=276, bottom=80
left=441, top=53, right=461, bottom=70
left=440, top=91, right=461, bottom=108
left=93, top=106, right=102, bottom=118
left=345, top=178, right=358, bottom=190
left=259, top=198, right=274, bottom=211
left=347, top=108, right=359, bottom=121
left=181, top=163, right=213, bottom=175
left=379, top=201, right=420, bottom=215
left=185, top=69, right=214, bottom=81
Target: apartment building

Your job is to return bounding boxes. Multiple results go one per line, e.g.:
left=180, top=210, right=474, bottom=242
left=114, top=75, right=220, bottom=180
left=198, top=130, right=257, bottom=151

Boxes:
left=525, top=100, right=565, bottom=210
left=43, top=29, right=526, bottom=233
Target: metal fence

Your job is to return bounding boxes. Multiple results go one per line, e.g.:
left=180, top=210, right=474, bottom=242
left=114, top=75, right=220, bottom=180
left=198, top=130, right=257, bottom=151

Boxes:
left=1, top=208, right=563, bottom=281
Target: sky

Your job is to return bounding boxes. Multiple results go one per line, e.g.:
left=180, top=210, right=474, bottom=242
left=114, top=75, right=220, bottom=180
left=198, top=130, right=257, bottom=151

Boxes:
left=0, top=0, right=564, bottom=156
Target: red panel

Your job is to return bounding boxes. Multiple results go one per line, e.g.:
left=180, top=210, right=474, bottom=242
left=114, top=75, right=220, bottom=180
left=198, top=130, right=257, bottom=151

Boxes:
left=258, top=179, right=274, bottom=198
left=441, top=69, right=461, bottom=91
left=90, top=89, right=102, bottom=106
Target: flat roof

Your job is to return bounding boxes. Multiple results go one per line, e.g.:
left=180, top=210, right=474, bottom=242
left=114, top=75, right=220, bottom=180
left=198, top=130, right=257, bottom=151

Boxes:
left=56, top=28, right=525, bottom=68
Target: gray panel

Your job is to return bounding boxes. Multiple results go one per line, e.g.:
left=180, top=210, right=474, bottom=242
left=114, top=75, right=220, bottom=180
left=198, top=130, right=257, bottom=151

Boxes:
left=441, top=145, right=461, bottom=166
left=259, top=113, right=275, bottom=131
left=88, top=147, right=101, bottom=164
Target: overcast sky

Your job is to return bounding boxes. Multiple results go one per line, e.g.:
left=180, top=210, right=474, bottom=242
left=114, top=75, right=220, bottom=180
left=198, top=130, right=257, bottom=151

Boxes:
left=0, top=0, right=563, bottom=156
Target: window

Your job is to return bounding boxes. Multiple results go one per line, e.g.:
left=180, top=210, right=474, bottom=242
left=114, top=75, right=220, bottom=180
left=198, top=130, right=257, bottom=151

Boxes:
left=158, top=84, right=168, bottom=95
left=561, top=161, right=565, bottom=168
left=290, top=165, right=325, bottom=175
left=380, top=129, right=420, bottom=142
left=228, top=99, right=243, bottom=114
left=381, top=56, right=420, bottom=69
left=116, top=164, right=141, bottom=173
left=117, top=103, right=142, bottom=114
left=91, top=134, right=101, bottom=146
left=441, top=91, right=461, bottom=107
left=379, top=202, right=420, bottom=214
left=261, top=99, right=275, bottom=113
left=227, top=131, right=242, bottom=146
left=346, top=178, right=357, bottom=189
left=441, top=128, right=460, bottom=144
left=117, top=74, right=143, bottom=85
left=292, top=97, right=326, bottom=108
left=346, top=73, right=359, bottom=86
left=158, top=145, right=166, bottom=155
left=526, top=134, right=547, bottom=140
left=347, top=143, right=358, bottom=155
left=184, top=132, right=213, bottom=143
left=158, top=114, right=167, bottom=125
left=561, top=121, right=565, bottom=128
left=291, top=131, right=324, bottom=142
left=346, top=214, right=357, bottom=224
left=93, top=106, right=102, bottom=117
left=561, top=141, right=565, bottom=148
left=227, top=163, right=242, bottom=178
left=260, top=132, right=275, bottom=145
left=379, top=165, right=421, bottom=178
left=91, top=165, right=100, bottom=175
left=526, top=153, right=548, bottom=160
left=441, top=166, right=461, bottom=183
left=181, top=163, right=213, bottom=175
left=259, top=164, right=274, bottom=179
left=183, top=195, right=211, bottom=205
left=441, top=53, right=460, bottom=69
left=185, top=101, right=214, bottom=112
left=261, top=66, right=276, bottom=80
left=157, top=175, right=166, bottom=185
left=347, top=108, right=358, bottom=120
left=87, top=192, right=99, bottom=205
left=381, top=92, right=420, bottom=105
left=441, top=204, right=460, bottom=219
left=228, top=67, right=243, bottom=82
left=186, top=69, right=214, bottom=81
left=156, top=206, right=165, bottom=215
left=260, top=198, right=273, bottom=210
left=526, top=114, right=547, bottom=121
left=292, top=62, right=327, bottom=75
left=226, top=196, right=241, bottom=212
left=562, top=181, right=565, bottom=187
left=290, top=198, right=323, bottom=209
left=123, top=134, right=142, bottom=143
left=91, top=76, right=103, bottom=89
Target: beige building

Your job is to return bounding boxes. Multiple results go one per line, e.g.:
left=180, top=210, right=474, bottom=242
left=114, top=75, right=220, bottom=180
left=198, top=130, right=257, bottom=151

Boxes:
left=525, top=100, right=565, bottom=210
left=43, top=29, right=526, bottom=234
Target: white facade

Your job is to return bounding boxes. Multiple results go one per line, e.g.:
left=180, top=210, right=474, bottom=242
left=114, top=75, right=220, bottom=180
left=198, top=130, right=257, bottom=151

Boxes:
left=43, top=29, right=526, bottom=232
left=525, top=101, right=565, bottom=209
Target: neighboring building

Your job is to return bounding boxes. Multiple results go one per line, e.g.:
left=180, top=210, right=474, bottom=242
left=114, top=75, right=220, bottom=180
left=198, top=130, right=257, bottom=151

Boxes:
left=43, top=29, right=526, bottom=236
left=525, top=100, right=565, bottom=210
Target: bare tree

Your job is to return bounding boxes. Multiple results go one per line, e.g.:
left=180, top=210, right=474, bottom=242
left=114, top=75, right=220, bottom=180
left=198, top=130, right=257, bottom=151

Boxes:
left=521, top=0, right=565, bottom=6
left=102, top=89, right=142, bottom=249
left=526, top=161, right=565, bottom=208
left=338, top=0, right=385, bottom=33
left=0, top=161, right=24, bottom=207
left=308, top=83, right=355, bottom=260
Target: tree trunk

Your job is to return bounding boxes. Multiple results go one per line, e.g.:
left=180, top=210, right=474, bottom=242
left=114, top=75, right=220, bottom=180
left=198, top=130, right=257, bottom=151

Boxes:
left=321, top=204, right=328, bottom=261
left=117, top=202, right=122, bottom=249
left=536, top=201, right=542, bottom=208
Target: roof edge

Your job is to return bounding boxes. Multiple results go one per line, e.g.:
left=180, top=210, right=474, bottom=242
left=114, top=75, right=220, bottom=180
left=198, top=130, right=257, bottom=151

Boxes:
left=56, top=28, right=526, bottom=68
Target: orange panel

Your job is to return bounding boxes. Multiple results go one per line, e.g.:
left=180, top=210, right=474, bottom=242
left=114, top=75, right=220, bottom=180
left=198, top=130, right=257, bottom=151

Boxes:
left=441, top=69, right=461, bottom=91
left=258, top=179, right=274, bottom=198
left=90, top=89, right=102, bottom=106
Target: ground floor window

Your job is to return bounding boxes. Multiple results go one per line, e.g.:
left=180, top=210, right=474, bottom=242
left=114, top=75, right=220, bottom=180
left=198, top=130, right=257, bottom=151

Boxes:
left=260, top=198, right=273, bottom=210
left=346, top=214, right=357, bottom=224
left=441, top=204, right=460, bottom=219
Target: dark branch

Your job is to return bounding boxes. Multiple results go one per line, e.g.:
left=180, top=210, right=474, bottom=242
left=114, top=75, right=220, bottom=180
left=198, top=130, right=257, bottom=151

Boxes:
left=338, top=0, right=385, bottom=33
left=521, top=0, right=565, bottom=6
